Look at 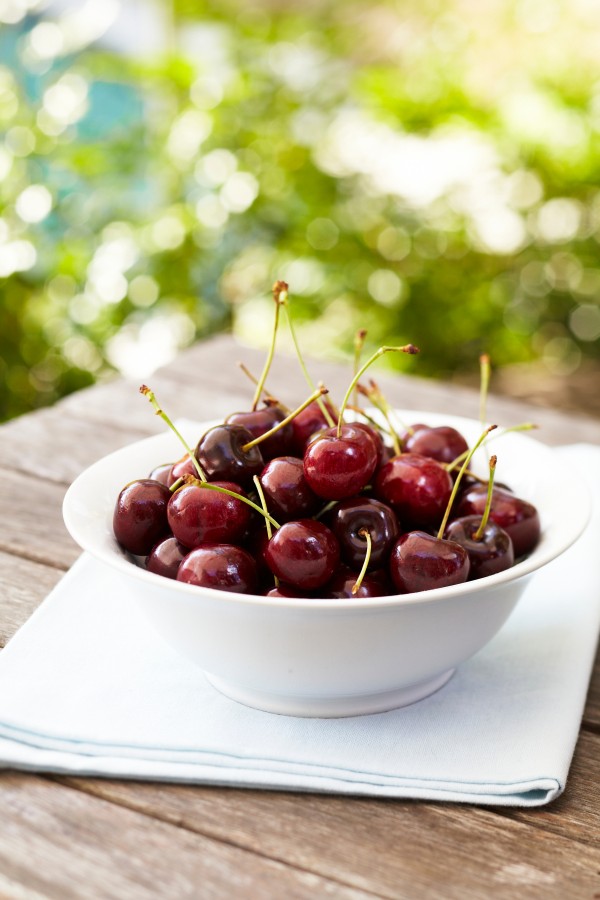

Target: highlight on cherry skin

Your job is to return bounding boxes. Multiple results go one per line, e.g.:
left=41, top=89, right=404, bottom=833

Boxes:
left=112, top=283, right=541, bottom=598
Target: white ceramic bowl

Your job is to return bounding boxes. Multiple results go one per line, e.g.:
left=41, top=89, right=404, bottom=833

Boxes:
left=63, top=411, right=590, bottom=717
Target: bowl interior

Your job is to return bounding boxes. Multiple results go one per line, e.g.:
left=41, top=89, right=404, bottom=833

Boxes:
left=62, top=412, right=591, bottom=608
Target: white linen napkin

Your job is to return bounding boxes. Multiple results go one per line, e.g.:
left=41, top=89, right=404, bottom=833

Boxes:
left=0, top=444, right=598, bottom=807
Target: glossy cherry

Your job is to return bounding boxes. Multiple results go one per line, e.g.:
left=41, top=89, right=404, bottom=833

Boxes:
left=167, top=480, right=250, bottom=548
left=148, top=462, right=174, bottom=486
left=444, top=517, right=514, bottom=579
left=303, top=424, right=378, bottom=501
left=264, top=520, right=340, bottom=590
left=177, top=544, right=257, bottom=593
left=375, top=453, right=453, bottom=527
left=326, top=497, right=399, bottom=571
left=259, top=456, right=320, bottom=521
left=455, top=486, right=540, bottom=557
left=403, top=425, right=469, bottom=465
left=389, top=531, right=470, bottom=593
left=169, top=454, right=199, bottom=485
left=113, top=479, right=171, bottom=556
left=291, top=399, right=337, bottom=455
left=327, top=571, right=387, bottom=598
left=226, top=403, right=294, bottom=461
left=146, top=535, right=189, bottom=579
left=195, top=424, right=264, bottom=488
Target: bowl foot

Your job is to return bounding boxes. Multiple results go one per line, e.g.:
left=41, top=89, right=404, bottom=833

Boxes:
left=205, top=668, right=455, bottom=718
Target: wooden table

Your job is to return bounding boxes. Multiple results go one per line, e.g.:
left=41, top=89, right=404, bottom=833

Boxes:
left=1, top=334, right=599, bottom=899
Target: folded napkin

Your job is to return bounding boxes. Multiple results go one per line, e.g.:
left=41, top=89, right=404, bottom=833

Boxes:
left=0, top=444, right=598, bottom=807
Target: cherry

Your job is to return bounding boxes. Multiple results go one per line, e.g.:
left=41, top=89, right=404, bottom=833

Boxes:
left=169, top=454, right=199, bottom=486
left=291, top=399, right=337, bottom=455
left=455, top=486, right=540, bottom=557
left=264, top=584, right=306, bottom=598
left=177, top=544, right=257, bottom=593
left=351, top=422, right=386, bottom=468
left=195, top=424, right=264, bottom=488
left=259, top=456, right=320, bottom=521
left=389, top=531, right=470, bottom=593
left=167, top=480, right=251, bottom=548
left=375, top=453, right=453, bottom=527
left=326, top=497, right=399, bottom=570
left=226, top=403, right=294, bottom=461
left=146, top=535, right=189, bottom=579
left=264, top=520, right=340, bottom=590
left=113, top=479, right=171, bottom=556
left=303, top=424, right=379, bottom=500
left=328, top=571, right=387, bottom=598
left=444, top=517, right=514, bottom=579
left=403, top=426, right=469, bottom=465
left=148, top=462, right=174, bottom=486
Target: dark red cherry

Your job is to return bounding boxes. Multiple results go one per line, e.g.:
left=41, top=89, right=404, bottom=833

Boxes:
left=113, top=479, right=171, bottom=556
left=327, top=571, right=387, bottom=599
left=303, top=424, right=378, bottom=501
left=148, top=462, right=174, bottom=486
left=260, top=456, right=320, bottom=521
left=455, top=486, right=540, bottom=557
left=226, top=404, right=294, bottom=461
left=177, top=544, right=257, bottom=593
left=291, top=399, right=337, bottom=455
left=404, top=426, right=469, bottom=465
left=264, top=520, right=340, bottom=589
left=327, top=497, right=399, bottom=570
left=167, top=481, right=250, bottom=548
left=375, top=453, right=453, bottom=528
left=195, top=424, right=264, bottom=488
left=351, top=422, right=386, bottom=468
left=389, top=531, right=470, bottom=593
left=169, top=454, right=199, bottom=485
left=444, top=516, right=514, bottom=579
left=146, top=535, right=189, bottom=579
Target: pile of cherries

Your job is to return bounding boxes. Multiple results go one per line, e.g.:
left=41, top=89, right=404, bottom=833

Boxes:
left=113, top=283, right=541, bottom=599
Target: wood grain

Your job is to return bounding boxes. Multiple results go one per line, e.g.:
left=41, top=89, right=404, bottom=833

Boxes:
left=58, top=776, right=600, bottom=900
left=0, top=773, right=367, bottom=900
left=0, top=469, right=79, bottom=569
left=0, top=551, right=62, bottom=647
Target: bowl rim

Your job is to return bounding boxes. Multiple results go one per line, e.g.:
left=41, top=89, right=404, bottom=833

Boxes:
left=62, top=410, right=592, bottom=611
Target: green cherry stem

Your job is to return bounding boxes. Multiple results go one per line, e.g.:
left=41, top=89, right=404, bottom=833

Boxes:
left=473, top=455, right=497, bottom=541
left=352, top=529, right=372, bottom=595
left=182, top=474, right=281, bottom=531
left=337, top=344, right=419, bottom=439
left=280, top=281, right=336, bottom=428
left=437, top=425, right=497, bottom=540
left=253, top=475, right=279, bottom=586
left=345, top=404, right=393, bottom=436
left=357, top=381, right=401, bottom=454
left=251, top=282, right=286, bottom=411
left=444, top=422, right=537, bottom=472
left=241, top=386, right=328, bottom=452
left=353, top=329, right=367, bottom=409
left=238, top=361, right=289, bottom=411
left=140, top=385, right=208, bottom=482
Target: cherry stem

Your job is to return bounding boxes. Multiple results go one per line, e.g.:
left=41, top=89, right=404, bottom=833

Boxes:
left=353, top=329, right=367, bottom=409
left=345, top=404, right=393, bottom=436
left=314, top=499, right=337, bottom=520
left=253, top=475, right=279, bottom=586
left=444, top=422, right=537, bottom=471
left=169, top=477, right=185, bottom=493
left=182, top=474, right=281, bottom=530
left=352, top=529, right=372, bottom=595
left=242, top=386, right=328, bottom=452
left=238, top=362, right=289, bottom=411
left=251, top=282, right=286, bottom=411
left=479, top=354, right=491, bottom=429
left=337, top=344, right=419, bottom=438
left=437, top=424, right=497, bottom=540
left=357, top=380, right=401, bottom=455
left=280, top=281, right=336, bottom=428
left=473, top=455, right=497, bottom=541
left=140, top=385, right=208, bottom=482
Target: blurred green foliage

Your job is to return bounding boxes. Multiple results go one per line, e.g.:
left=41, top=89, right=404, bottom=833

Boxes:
left=1, top=0, right=600, bottom=421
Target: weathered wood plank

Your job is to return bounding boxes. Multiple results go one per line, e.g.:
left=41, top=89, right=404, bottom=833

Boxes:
left=0, top=408, right=150, bottom=485
left=500, top=730, right=600, bottom=844
left=58, top=775, right=600, bottom=900
left=0, top=470, right=78, bottom=570
left=0, top=551, right=62, bottom=648
left=0, top=773, right=366, bottom=900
